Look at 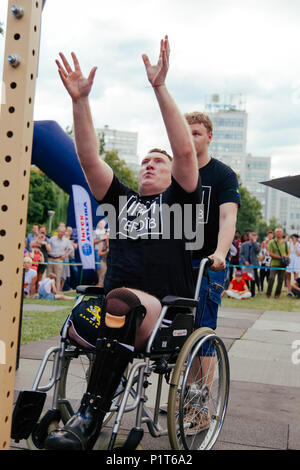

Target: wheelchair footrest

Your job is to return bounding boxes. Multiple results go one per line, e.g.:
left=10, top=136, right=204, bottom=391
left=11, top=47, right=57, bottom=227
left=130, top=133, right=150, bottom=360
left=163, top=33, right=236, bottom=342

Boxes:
left=122, top=428, right=144, bottom=449
left=11, top=390, right=47, bottom=441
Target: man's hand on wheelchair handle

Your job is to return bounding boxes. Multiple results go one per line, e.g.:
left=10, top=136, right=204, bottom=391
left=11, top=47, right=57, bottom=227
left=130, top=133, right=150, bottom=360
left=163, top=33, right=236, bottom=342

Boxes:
left=208, top=252, right=226, bottom=271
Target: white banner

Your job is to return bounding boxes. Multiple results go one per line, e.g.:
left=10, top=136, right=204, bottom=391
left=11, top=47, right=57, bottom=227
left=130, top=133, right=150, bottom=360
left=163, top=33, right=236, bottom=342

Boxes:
left=72, top=185, right=95, bottom=270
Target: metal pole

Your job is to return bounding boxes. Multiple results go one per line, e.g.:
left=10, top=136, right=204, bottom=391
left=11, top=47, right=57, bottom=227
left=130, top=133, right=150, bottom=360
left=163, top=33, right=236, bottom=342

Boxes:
left=0, top=0, right=43, bottom=450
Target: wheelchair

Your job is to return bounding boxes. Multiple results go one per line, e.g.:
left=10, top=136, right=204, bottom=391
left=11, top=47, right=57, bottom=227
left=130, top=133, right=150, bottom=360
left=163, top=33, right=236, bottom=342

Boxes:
left=11, top=258, right=230, bottom=451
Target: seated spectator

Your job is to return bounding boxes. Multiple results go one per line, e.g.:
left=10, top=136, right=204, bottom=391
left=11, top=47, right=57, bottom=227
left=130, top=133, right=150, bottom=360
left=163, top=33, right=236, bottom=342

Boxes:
left=38, top=273, right=73, bottom=300
left=225, top=270, right=252, bottom=300
left=23, top=257, right=37, bottom=297
left=291, top=277, right=300, bottom=298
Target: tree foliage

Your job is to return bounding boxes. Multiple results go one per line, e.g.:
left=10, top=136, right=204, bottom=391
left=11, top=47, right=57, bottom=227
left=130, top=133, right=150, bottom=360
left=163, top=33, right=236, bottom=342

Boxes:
left=27, top=170, right=56, bottom=225
left=27, top=169, right=69, bottom=232
left=104, top=150, right=138, bottom=192
left=236, top=181, right=263, bottom=234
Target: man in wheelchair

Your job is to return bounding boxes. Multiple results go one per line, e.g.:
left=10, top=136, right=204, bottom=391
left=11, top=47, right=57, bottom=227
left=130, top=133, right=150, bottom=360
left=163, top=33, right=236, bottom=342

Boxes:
left=36, top=37, right=202, bottom=450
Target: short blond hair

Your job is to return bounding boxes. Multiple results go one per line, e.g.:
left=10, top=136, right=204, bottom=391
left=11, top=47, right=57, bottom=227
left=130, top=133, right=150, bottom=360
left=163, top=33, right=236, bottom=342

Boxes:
left=184, top=112, right=213, bottom=135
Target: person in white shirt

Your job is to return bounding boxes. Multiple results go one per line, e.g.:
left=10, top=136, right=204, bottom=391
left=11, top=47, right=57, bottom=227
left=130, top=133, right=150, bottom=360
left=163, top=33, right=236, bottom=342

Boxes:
left=286, top=234, right=300, bottom=296
left=48, top=226, right=72, bottom=291
left=38, top=273, right=73, bottom=300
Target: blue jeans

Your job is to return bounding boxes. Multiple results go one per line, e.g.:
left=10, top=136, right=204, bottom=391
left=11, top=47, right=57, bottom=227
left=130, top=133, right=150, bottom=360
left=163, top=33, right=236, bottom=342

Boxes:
left=193, top=261, right=226, bottom=330
left=39, top=285, right=55, bottom=300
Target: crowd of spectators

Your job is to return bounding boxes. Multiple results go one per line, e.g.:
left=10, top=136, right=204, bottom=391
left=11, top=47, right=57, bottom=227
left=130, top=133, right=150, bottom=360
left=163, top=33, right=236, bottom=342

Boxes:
left=24, top=222, right=299, bottom=302
left=225, top=228, right=300, bottom=300
left=23, top=220, right=110, bottom=299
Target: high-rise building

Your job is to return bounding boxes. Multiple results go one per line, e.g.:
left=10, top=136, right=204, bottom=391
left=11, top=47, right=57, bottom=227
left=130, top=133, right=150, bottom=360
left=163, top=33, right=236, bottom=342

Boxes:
left=266, top=187, right=300, bottom=235
left=205, top=94, right=271, bottom=220
left=97, top=125, right=139, bottom=172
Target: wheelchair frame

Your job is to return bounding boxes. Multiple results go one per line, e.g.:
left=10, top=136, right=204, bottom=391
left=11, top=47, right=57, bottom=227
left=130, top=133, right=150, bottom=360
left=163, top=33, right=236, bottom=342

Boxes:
left=12, top=258, right=230, bottom=451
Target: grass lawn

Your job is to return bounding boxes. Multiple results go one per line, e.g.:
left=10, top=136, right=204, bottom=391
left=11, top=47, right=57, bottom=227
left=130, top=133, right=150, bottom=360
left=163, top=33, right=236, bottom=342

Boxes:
left=222, top=280, right=300, bottom=312
left=222, top=291, right=300, bottom=312
left=21, top=295, right=76, bottom=345
left=21, top=307, right=71, bottom=345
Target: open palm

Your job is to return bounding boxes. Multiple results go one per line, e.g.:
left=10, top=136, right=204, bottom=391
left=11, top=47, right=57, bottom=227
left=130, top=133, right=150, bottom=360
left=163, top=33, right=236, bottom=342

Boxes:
left=142, top=36, right=170, bottom=87
left=56, top=52, right=97, bottom=101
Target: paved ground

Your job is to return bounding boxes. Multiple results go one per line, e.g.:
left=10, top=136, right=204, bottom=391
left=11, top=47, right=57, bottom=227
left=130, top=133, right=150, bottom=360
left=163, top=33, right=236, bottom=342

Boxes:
left=10, top=303, right=300, bottom=450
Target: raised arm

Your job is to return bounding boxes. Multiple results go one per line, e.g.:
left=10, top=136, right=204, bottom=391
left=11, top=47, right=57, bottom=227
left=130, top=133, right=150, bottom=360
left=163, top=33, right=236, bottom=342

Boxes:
left=56, top=52, right=113, bottom=201
left=142, top=37, right=198, bottom=193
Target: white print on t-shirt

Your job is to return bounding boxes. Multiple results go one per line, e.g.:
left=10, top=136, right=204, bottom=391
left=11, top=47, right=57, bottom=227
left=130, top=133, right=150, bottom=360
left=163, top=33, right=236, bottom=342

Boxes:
left=118, top=195, right=163, bottom=239
left=99, top=196, right=205, bottom=250
left=199, top=186, right=211, bottom=224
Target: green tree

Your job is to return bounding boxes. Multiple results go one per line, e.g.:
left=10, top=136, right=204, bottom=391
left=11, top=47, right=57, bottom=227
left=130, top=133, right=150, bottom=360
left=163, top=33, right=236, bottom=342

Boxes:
left=27, top=169, right=69, bottom=233
left=0, top=22, right=4, bottom=36
left=236, top=181, right=263, bottom=234
left=267, top=216, right=282, bottom=232
left=257, top=219, right=268, bottom=242
left=27, top=170, right=57, bottom=226
left=104, top=150, right=138, bottom=192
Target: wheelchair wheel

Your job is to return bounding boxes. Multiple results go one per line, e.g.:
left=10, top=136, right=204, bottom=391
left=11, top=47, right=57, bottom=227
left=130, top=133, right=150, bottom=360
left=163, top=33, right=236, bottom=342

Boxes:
left=167, top=327, right=229, bottom=450
left=57, top=349, right=125, bottom=427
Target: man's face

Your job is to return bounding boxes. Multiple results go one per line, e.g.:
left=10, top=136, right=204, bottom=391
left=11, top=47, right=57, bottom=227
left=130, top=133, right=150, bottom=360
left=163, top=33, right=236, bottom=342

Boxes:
left=57, top=228, right=66, bottom=238
left=23, top=260, right=32, bottom=270
left=275, top=229, right=283, bottom=239
left=138, top=152, right=172, bottom=196
left=32, top=225, right=39, bottom=234
left=189, top=123, right=212, bottom=159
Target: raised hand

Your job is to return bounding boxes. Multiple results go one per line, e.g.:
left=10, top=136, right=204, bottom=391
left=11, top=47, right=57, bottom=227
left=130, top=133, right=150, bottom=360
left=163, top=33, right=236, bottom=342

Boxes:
left=55, top=52, right=97, bottom=101
left=142, top=35, right=170, bottom=88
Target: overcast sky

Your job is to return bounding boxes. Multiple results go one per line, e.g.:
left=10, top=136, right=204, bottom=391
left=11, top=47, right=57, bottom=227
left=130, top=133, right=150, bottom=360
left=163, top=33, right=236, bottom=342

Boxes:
left=1, top=0, right=300, bottom=178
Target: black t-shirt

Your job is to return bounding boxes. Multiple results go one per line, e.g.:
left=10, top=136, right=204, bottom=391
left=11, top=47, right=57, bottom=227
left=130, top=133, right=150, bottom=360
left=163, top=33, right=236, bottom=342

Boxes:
left=97, top=174, right=202, bottom=301
left=193, top=158, right=240, bottom=260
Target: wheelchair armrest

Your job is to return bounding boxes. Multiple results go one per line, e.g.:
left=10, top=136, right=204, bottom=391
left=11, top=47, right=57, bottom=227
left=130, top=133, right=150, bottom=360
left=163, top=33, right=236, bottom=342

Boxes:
left=161, top=295, right=198, bottom=308
left=76, top=285, right=105, bottom=296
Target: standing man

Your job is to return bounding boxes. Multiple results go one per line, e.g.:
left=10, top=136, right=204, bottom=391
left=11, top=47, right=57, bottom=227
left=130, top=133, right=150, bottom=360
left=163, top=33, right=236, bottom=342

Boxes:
left=240, top=231, right=261, bottom=297
left=267, top=227, right=290, bottom=299
left=230, top=229, right=242, bottom=280
left=26, top=224, right=39, bottom=252
left=184, top=112, right=240, bottom=330
left=48, top=226, right=72, bottom=291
